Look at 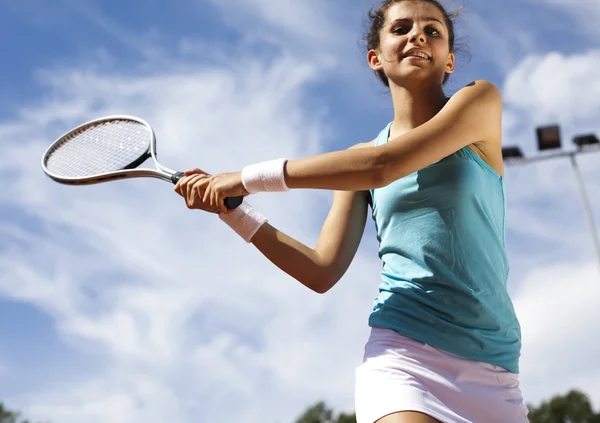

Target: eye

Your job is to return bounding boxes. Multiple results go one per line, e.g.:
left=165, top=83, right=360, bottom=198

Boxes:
left=426, top=26, right=441, bottom=36
left=392, top=25, right=410, bottom=35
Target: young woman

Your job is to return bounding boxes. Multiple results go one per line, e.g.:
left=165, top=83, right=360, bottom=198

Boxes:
left=175, top=1, right=529, bottom=422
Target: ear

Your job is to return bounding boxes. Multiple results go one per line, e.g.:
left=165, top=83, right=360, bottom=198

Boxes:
left=367, top=49, right=383, bottom=72
left=445, top=52, right=456, bottom=75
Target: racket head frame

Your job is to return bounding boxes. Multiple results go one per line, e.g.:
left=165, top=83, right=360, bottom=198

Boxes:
left=41, top=115, right=243, bottom=209
left=41, top=115, right=179, bottom=186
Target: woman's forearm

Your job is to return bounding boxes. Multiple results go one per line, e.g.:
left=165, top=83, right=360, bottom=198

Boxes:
left=283, top=147, right=388, bottom=192
left=250, top=223, right=336, bottom=294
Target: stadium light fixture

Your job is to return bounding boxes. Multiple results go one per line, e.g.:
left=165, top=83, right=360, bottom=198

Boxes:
left=574, top=134, right=600, bottom=151
left=536, top=125, right=562, bottom=151
left=505, top=126, right=600, bottom=273
left=502, top=146, right=525, bottom=164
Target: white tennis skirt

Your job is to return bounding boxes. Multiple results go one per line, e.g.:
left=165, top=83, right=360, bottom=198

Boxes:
left=355, top=327, right=529, bottom=423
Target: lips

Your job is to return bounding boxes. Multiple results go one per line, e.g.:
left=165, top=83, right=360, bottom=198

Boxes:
left=402, top=48, right=431, bottom=61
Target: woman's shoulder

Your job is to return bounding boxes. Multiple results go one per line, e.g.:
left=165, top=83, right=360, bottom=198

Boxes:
left=444, top=79, right=503, bottom=139
left=452, top=81, right=505, bottom=175
left=463, top=79, right=499, bottom=90
left=451, top=80, right=502, bottom=106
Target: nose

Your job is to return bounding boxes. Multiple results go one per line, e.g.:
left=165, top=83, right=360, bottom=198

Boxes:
left=409, top=27, right=426, bottom=44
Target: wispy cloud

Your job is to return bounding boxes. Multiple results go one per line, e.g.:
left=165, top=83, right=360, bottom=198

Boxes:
left=56, top=0, right=163, bottom=61
left=0, top=49, right=376, bottom=422
left=3, top=1, right=600, bottom=422
left=206, top=0, right=345, bottom=47
left=463, top=10, right=538, bottom=75
left=534, top=0, right=600, bottom=37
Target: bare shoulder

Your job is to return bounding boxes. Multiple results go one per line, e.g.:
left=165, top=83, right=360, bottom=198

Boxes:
left=456, top=81, right=505, bottom=175
left=458, top=79, right=501, bottom=97
left=442, top=80, right=503, bottom=137
left=452, top=80, right=502, bottom=109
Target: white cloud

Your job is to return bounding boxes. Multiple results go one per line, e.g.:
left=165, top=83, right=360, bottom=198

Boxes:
left=206, top=0, right=344, bottom=47
left=503, top=50, right=600, bottom=129
left=499, top=48, right=600, bottom=414
left=22, top=370, right=185, bottom=423
left=486, top=45, right=600, bottom=412
left=514, top=262, right=600, bottom=410
left=0, top=49, right=380, bottom=422
left=501, top=49, right=600, bottom=274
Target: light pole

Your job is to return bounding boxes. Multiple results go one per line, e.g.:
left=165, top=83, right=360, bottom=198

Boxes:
left=502, top=126, right=600, bottom=270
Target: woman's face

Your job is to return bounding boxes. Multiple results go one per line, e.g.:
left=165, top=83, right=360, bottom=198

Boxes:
left=369, top=1, right=455, bottom=87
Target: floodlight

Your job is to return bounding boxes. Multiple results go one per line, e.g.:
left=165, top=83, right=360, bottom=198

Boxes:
left=502, top=146, right=524, bottom=160
left=536, top=125, right=562, bottom=151
left=573, top=134, right=599, bottom=149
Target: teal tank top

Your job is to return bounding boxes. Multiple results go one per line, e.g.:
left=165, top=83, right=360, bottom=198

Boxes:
left=368, top=122, right=522, bottom=374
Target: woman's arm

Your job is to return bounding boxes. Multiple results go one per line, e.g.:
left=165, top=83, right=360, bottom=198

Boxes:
left=177, top=143, right=373, bottom=293
left=197, top=80, right=502, bottom=212
left=250, top=187, right=369, bottom=294
left=283, top=80, right=503, bottom=191
left=250, top=142, right=374, bottom=293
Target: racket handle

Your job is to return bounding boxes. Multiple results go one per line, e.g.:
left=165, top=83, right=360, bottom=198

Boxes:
left=171, top=172, right=243, bottom=210
left=225, top=196, right=244, bottom=209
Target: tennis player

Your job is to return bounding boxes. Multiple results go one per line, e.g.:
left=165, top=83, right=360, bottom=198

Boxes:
left=175, top=1, right=528, bottom=422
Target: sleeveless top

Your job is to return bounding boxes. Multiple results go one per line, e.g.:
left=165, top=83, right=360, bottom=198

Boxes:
left=368, top=122, right=522, bottom=374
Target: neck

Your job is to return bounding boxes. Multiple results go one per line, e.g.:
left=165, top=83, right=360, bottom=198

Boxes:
left=388, top=81, right=448, bottom=139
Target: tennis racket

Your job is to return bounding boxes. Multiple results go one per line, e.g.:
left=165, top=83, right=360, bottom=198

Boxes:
left=41, top=115, right=244, bottom=210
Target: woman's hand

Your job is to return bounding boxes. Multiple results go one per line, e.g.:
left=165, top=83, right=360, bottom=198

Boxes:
left=174, top=169, right=221, bottom=214
left=200, top=172, right=249, bottom=213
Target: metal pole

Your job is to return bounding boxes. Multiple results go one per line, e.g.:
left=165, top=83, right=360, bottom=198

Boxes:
left=569, top=153, right=600, bottom=270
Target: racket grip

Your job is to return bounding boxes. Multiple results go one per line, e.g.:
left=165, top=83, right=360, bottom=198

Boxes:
left=225, top=196, right=244, bottom=209
left=171, top=171, right=186, bottom=184
left=171, top=172, right=243, bottom=210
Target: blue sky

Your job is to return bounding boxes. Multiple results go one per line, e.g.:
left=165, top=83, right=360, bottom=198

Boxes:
left=1, top=0, right=600, bottom=422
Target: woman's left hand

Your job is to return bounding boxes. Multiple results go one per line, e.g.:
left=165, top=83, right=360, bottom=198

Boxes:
left=199, top=172, right=249, bottom=213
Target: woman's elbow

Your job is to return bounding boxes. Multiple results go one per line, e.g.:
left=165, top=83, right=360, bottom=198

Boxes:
left=370, top=153, right=391, bottom=189
left=304, top=272, right=340, bottom=295
left=314, top=282, right=335, bottom=295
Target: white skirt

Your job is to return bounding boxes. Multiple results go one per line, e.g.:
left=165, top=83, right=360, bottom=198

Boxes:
left=355, top=327, right=529, bottom=423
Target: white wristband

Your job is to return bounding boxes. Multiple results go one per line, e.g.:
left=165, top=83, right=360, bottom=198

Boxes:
left=241, top=158, right=289, bottom=194
left=219, top=202, right=268, bottom=243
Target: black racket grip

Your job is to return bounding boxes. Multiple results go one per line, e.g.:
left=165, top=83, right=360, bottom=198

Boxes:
left=224, top=196, right=244, bottom=210
left=171, top=172, right=243, bottom=210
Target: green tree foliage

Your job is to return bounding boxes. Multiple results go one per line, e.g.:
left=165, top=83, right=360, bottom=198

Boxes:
left=0, top=402, right=20, bottom=423
left=528, top=390, right=600, bottom=423
left=294, top=402, right=333, bottom=423
left=0, top=402, right=44, bottom=423
left=294, top=401, right=356, bottom=423
left=296, top=390, right=600, bottom=423
left=334, top=412, right=357, bottom=423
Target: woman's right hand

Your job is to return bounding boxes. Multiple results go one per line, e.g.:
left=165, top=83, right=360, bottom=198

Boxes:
left=174, top=169, right=221, bottom=214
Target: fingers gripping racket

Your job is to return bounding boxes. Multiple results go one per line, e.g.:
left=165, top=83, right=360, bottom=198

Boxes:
left=41, top=115, right=243, bottom=210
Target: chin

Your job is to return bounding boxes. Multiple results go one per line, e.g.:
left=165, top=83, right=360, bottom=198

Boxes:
left=388, top=71, right=443, bottom=88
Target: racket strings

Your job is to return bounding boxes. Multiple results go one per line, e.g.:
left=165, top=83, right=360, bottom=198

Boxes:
left=44, top=120, right=151, bottom=178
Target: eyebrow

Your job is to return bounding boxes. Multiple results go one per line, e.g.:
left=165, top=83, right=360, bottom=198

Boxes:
left=387, top=17, right=444, bottom=26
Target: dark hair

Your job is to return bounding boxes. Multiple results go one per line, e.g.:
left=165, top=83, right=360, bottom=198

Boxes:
left=364, top=0, right=463, bottom=87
